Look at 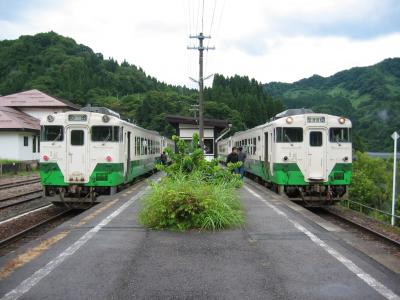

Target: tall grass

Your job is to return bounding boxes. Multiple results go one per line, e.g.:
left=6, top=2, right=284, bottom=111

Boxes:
left=139, top=172, right=244, bottom=230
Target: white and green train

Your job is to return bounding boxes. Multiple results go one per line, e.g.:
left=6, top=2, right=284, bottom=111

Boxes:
left=218, top=109, right=352, bottom=204
left=40, top=107, right=172, bottom=205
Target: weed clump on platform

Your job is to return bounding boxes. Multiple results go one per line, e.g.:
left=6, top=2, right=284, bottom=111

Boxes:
left=139, top=134, right=244, bottom=230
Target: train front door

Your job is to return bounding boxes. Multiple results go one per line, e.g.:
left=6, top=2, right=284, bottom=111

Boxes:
left=306, top=129, right=327, bottom=181
left=66, top=127, right=88, bottom=182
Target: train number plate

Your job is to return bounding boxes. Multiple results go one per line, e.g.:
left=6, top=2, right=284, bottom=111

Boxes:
left=307, top=116, right=325, bottom=123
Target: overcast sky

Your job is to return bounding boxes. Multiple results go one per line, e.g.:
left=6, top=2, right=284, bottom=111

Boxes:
left=1, top=0, right=399, bottom=88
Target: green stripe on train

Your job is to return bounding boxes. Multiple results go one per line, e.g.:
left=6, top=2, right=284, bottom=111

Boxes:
left=40, top=158, right=157, bottom=187
left=244, top=160, right=351, bottom=185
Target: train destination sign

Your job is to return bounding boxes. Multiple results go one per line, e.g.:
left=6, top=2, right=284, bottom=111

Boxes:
left=68, top=114, right=88, bottom=122
left=307, top=116, right=325, bottom=123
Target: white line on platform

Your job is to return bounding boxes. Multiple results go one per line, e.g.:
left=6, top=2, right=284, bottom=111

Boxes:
left=244, top=186, right=400, bottom=300
left=0, top=205, right=53, bottom=226
left=1, top=186, right=149, bottom=300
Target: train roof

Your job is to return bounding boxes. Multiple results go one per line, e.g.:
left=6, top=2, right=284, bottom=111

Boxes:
left=41, top=110, right=163, bottom=136
left=275, top=108, right=314, bottom=118
left=80, top=106, right=120, bottom=118
left=231, top=112, right=351, bottom=138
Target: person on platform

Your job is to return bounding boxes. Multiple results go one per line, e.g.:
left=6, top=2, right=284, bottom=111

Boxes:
left=237, top=146, right=247, bottom=179
left=226, top=147, right=239, bottom=174
left=160, top=151, right=168, bottom=165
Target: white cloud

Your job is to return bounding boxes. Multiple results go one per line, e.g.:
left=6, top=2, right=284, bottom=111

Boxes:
left=0, top=0, right=399, bottom=87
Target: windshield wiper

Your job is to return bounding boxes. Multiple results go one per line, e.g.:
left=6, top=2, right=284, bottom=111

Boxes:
left=103, top=132, right=111, bottom=142
left=284, top=133, right=292, bottom=143
left=51, top=131, right=61, bottom=142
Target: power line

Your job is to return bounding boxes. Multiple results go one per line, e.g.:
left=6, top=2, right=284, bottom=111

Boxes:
left=201, top=0, right=205, bottom=33
left=208, top=0, right=218, bottom=37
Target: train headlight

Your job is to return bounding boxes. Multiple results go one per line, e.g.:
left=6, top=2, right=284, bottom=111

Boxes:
left=47, top=115, right=54, bottom=122
left=43, top=155, right=49, bottom=161
left=283, top=156, right=288, bottom=161
left=343, top=156, right=349, bottom=162
left=338, top=117, right=346, bottom=124
left=102, top=115, right=110, bottom=123
left=286, top=117, right=293, bottom=124
left=106, top=155, right=112, bottom=162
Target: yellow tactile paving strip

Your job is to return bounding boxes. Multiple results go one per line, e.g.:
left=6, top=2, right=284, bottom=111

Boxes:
left=0, top=182, right=144, bottom=280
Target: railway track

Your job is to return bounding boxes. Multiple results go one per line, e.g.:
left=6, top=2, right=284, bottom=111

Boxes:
left=0, top=177, right=40, bottom=190
left=0, top=209, right=74, bottom=252
left=0, top=191, right=43, bottom=209
left=246, top=179, right=400, bottom=248
left=315, top=207, right=400, bottom=248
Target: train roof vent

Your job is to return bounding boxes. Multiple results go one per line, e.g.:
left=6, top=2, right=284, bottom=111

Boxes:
left=275, top=108, right=314, bottom=118
left=80, top=106, right=120, bottom=118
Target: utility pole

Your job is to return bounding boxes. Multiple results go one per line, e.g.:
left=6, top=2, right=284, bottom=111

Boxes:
left=188, top=33, right=215, bottom=148
left=391, top=131, right=399, bottom=226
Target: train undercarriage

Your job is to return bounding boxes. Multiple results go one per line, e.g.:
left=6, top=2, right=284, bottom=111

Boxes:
left=246, top=172, right=348, bottom=207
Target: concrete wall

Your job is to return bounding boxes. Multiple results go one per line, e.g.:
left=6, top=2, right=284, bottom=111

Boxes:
left=19, top=107, right=69, bottom=122
left=0, top=131, right=40, bottom=161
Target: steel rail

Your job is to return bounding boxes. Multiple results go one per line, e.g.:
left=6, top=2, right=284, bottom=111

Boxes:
left=0, top=178, right=41, bottom=190
left=322, top=207, right=400, bottom=248
left=0, top=192, right=43, bottom=209
left=0, top=209, right=71, bottom=249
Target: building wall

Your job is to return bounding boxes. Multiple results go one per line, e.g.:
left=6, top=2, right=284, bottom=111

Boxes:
left=19, top=107, right=69, bottom=122
left=179, top=126, right=214, bottom=138
left=0, top=131, right=40, bottom=161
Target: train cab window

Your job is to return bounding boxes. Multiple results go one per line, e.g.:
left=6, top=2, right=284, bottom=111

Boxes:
left=329, top=128, right=351, bottom=143
left=71, top=130, right=84, bottom=146
left=310, top=131, right=322, bottom=147
left=276, top=127, right=303, bottom=143
left=41, top=126, right=64, bottom=142
left=91, top=126, right=119, bottom=142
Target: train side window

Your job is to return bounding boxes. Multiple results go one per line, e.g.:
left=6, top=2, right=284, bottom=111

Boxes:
left=41, top=125, right=64, bottom=142
left=310, top=131, right=323, bottom=147
left=253, top=137, right=257, bottom=154
left=71, top=130, right=84, bottom=146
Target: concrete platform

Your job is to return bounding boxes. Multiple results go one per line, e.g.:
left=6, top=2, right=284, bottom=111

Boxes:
left=0, top=174, right=399, bottom=299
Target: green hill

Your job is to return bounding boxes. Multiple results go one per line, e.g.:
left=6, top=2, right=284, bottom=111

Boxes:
left=0, top=32, right=282, bottom=137
left=264, top=58, right=400, bottom=151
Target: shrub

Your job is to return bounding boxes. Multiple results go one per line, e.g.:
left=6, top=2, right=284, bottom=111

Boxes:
left=139, top=133, right=244, bottom=230
left=139, top=173, right=244, bottom=230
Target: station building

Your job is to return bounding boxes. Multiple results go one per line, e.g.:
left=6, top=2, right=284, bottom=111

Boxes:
left=166, top=115, right=229, bottom=161
left=0, top=89, right=79, bottom=161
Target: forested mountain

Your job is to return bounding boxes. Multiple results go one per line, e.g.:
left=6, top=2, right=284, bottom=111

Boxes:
left=264, top=58, right=400, bottom=151
left=1, top=32, right=398, bottom=151
left=0, top=32, right=283, bottom=137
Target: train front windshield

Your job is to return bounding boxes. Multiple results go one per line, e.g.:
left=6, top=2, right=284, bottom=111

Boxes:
left=329, top=128, right=351, bottom=143
left=41, top=126, right=64, bottom=142
left=91, top=126, right=120, bottom=142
